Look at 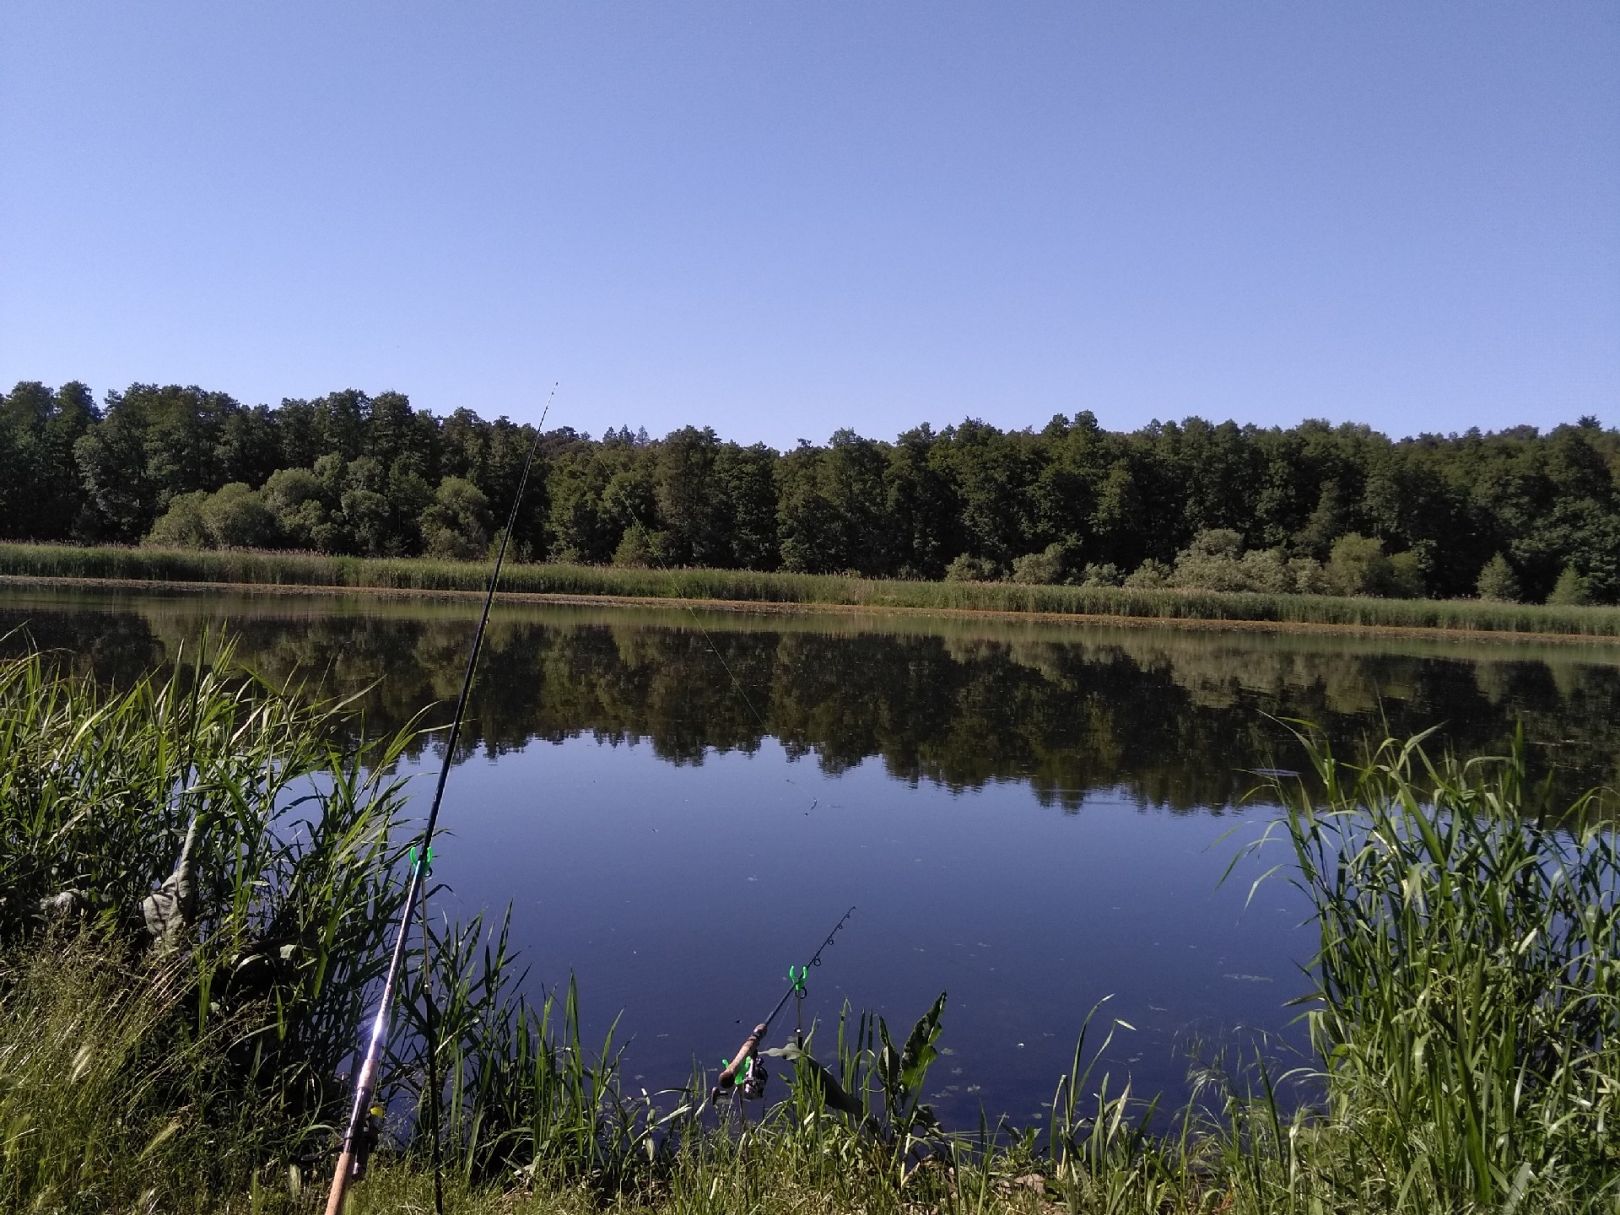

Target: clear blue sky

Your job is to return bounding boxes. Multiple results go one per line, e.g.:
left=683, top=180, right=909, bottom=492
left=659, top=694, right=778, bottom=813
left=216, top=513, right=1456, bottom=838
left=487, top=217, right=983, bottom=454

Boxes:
left=3, top=2, right=1616, bottom=449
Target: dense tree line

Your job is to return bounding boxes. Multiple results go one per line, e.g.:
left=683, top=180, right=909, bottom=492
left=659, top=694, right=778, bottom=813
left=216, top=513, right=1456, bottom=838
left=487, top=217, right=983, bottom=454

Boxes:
left=3, top=380, right=1618, bottom=603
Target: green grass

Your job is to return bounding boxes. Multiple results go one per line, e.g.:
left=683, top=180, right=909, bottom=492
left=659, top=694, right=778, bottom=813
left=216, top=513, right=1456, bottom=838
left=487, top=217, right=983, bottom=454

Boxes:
left=1264, top=724, right=1620, bottom=1210
left=0, top=637, right=422, bottom=1212
left=7, top=540, right=1620, bottom=638
left=2, top=641, right=1617, bottom=1212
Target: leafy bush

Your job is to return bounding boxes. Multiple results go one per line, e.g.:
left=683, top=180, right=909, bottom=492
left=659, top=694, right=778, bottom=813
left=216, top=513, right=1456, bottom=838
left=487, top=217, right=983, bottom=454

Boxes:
left=1476, top=552, right=1521, bottom=602
left=1167, top=531, right=1296, bottom=594
left=1009, top=542, right=1068, bottom=586
left=1546, top=563, right=1590, bottom=606
left=1386, top=549, right=1426, bottom=598
left=613, top=522, right=673, bottom=568
left=145, top=485, right=281, bottom=550
left=944, top=553, right=998, bottom=582
left=200, top=482, right=279, bottom=548
left=1122, top=558, right=1171, bottom=588
left=1326, top=533, right=1390, bottom=596
left=145, top=490, right=211, bottom=548
left=422, top=477, right=492, bottom=560
left=1288, top=556, right=1330, bottom=594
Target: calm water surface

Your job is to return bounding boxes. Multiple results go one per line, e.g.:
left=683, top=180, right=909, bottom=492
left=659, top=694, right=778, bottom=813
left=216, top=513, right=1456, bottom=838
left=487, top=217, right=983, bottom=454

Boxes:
left=5, top=583, right=1619, bottom=1124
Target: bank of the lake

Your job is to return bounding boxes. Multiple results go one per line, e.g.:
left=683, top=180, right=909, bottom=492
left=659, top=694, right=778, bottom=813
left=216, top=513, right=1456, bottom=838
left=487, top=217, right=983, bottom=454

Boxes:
left=5, top=541, right=1620, bottom=640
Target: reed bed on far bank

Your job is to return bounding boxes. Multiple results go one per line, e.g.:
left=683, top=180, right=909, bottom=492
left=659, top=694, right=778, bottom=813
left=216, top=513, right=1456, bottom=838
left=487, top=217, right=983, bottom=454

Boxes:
left=6, top=540, right=1620, bottom=638
left=2, top=639, right=1617, bottom=1213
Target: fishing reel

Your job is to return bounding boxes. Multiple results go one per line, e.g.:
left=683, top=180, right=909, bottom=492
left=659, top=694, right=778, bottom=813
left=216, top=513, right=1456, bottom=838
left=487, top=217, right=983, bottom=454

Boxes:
left=709, top=910, right=854, bottom=1109
left=350, top=1103, right=386, bottom=1180
left=709, top=1051, right=769, bottom=1103
left=741, top=1054, right=768, bottom=1100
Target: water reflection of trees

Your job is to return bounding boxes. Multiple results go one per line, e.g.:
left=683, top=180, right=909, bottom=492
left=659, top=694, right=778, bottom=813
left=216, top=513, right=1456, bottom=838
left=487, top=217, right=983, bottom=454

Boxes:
left=7, top=597, right=1619, bottom=812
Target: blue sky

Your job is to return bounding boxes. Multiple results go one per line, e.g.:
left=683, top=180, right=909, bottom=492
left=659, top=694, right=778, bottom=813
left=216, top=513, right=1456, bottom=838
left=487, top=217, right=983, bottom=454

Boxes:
left=2, top=2, right=1616, bottom=449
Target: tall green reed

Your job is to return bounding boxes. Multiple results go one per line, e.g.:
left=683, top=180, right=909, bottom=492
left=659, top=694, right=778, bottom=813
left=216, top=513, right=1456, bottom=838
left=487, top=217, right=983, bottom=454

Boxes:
left=0, top=640, right=692, bottom=1208
left=1272, top=724, right=1619, bottom=1211
left=394, top=910, right=683, bottom=1196
left=0, top=639, right=419, bottom=1205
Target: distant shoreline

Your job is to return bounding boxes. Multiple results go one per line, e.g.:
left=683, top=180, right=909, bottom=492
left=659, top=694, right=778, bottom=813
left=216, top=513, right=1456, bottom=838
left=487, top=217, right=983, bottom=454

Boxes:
left=5, top=563, right=1619, bottom=648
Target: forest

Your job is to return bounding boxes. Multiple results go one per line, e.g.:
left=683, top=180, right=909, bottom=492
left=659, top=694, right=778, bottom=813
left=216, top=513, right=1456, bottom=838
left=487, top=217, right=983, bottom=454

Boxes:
left=2, top=380, right=1617, bottom=603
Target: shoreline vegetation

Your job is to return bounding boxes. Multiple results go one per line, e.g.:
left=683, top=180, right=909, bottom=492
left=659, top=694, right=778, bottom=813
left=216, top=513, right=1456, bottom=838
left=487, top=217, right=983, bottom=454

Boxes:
left=3, top=644, right=1617, bottom=1212
left=5, top=541, right=1620, bottom=642
left=5, top=382, right=1619, bottom=617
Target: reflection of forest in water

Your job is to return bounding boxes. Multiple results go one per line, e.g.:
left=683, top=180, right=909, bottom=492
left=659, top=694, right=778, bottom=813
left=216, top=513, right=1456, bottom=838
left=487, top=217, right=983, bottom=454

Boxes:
left=6, top=587, right=1620, bottom=811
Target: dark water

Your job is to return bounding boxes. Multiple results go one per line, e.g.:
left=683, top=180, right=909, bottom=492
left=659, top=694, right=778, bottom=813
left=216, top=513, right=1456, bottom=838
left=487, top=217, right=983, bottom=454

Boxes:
left=5, top=583, right=1619, bottom=1125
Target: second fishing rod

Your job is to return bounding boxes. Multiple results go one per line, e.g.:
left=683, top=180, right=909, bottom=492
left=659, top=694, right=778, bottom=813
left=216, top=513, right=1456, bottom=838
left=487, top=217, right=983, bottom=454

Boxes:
left=711, top=905, right=857, bottom=1104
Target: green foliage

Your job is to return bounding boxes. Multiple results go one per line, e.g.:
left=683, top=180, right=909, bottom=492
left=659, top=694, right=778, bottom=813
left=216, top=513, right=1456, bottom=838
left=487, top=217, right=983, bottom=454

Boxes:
left=145, top=489, right=211, bottom=548
left=144, top=484, right=280, bottom=549
left=199, top=481, right=279, bottom=548
left=1387, top=548, right=1426, bottom=597
left=611, top=521, right=671, bottom=568
left=1327, top=532, right=1393, bottom=596
left=1476, top=551, right=1522, bottom=602
left=1122, top=557, right=1171, bottom=588
left=1009, top=540, right=1070, bottom=585
left=1166, top=531, right=1326, bottom=596
left=1270, top=726, right=1620, bottom=1208
left=9, top=379, right=1620, bottom=603
left=943, top=552, right=998, bottom=582
left=1548, top=563, right=1591, bottom=606
left=653, top=425, right=727, bottom=566
left=0, top=942, right=240, bottom=1213
left=0, top=641, right=420, bottom=1207
left=1170, top=529, right=1261, bottom=592
left=1080, top=560, right=1123, bottom=587
left=1288, top=554, right=1330, bottom=594
left=1236, top=547, right=1295, bottom=593
left=715, top=441, right=780, bottom=569
left=875, top=991, right=947, bottom=1144
left=421, top=476, right=491, bottom=560
left=13, top=542, right=1620, bottom=640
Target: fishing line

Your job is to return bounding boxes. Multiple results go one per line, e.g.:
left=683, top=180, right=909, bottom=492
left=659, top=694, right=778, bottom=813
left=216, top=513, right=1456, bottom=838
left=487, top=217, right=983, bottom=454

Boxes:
left=324, top=384, right=556, bottom=1215
left=677, top=600, right=772, bottom=738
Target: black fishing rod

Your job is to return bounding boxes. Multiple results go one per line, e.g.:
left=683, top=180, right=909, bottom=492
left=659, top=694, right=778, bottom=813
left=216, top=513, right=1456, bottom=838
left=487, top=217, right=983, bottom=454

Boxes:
left=711, top=905, right=856, bottom=1103
left=324, top=387, right=555, bottom=1215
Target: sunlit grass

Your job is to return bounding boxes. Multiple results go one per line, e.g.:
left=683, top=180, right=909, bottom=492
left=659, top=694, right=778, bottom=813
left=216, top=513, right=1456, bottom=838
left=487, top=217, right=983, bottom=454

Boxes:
left=1262, top=725, right=1620, bottom=1210
left=7, top=540, right=1620, bottom=637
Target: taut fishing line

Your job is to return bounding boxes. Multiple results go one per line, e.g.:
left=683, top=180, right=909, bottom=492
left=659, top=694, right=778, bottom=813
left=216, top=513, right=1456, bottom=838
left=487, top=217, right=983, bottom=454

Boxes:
left=323, top=384, right=556, bottom=1215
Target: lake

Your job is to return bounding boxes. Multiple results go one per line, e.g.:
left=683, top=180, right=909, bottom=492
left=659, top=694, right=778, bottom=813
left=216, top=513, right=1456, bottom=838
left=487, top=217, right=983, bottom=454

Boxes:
left=5, top=582, right=1619, bottom=1126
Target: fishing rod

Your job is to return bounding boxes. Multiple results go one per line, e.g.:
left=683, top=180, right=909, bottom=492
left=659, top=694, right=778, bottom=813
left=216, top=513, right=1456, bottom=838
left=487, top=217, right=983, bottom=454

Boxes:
left=324, top=386, right=555, bottom=1215
left=711, top=905, right=856, bottom=1103
left=619, top=532, right=860, bottom=1110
